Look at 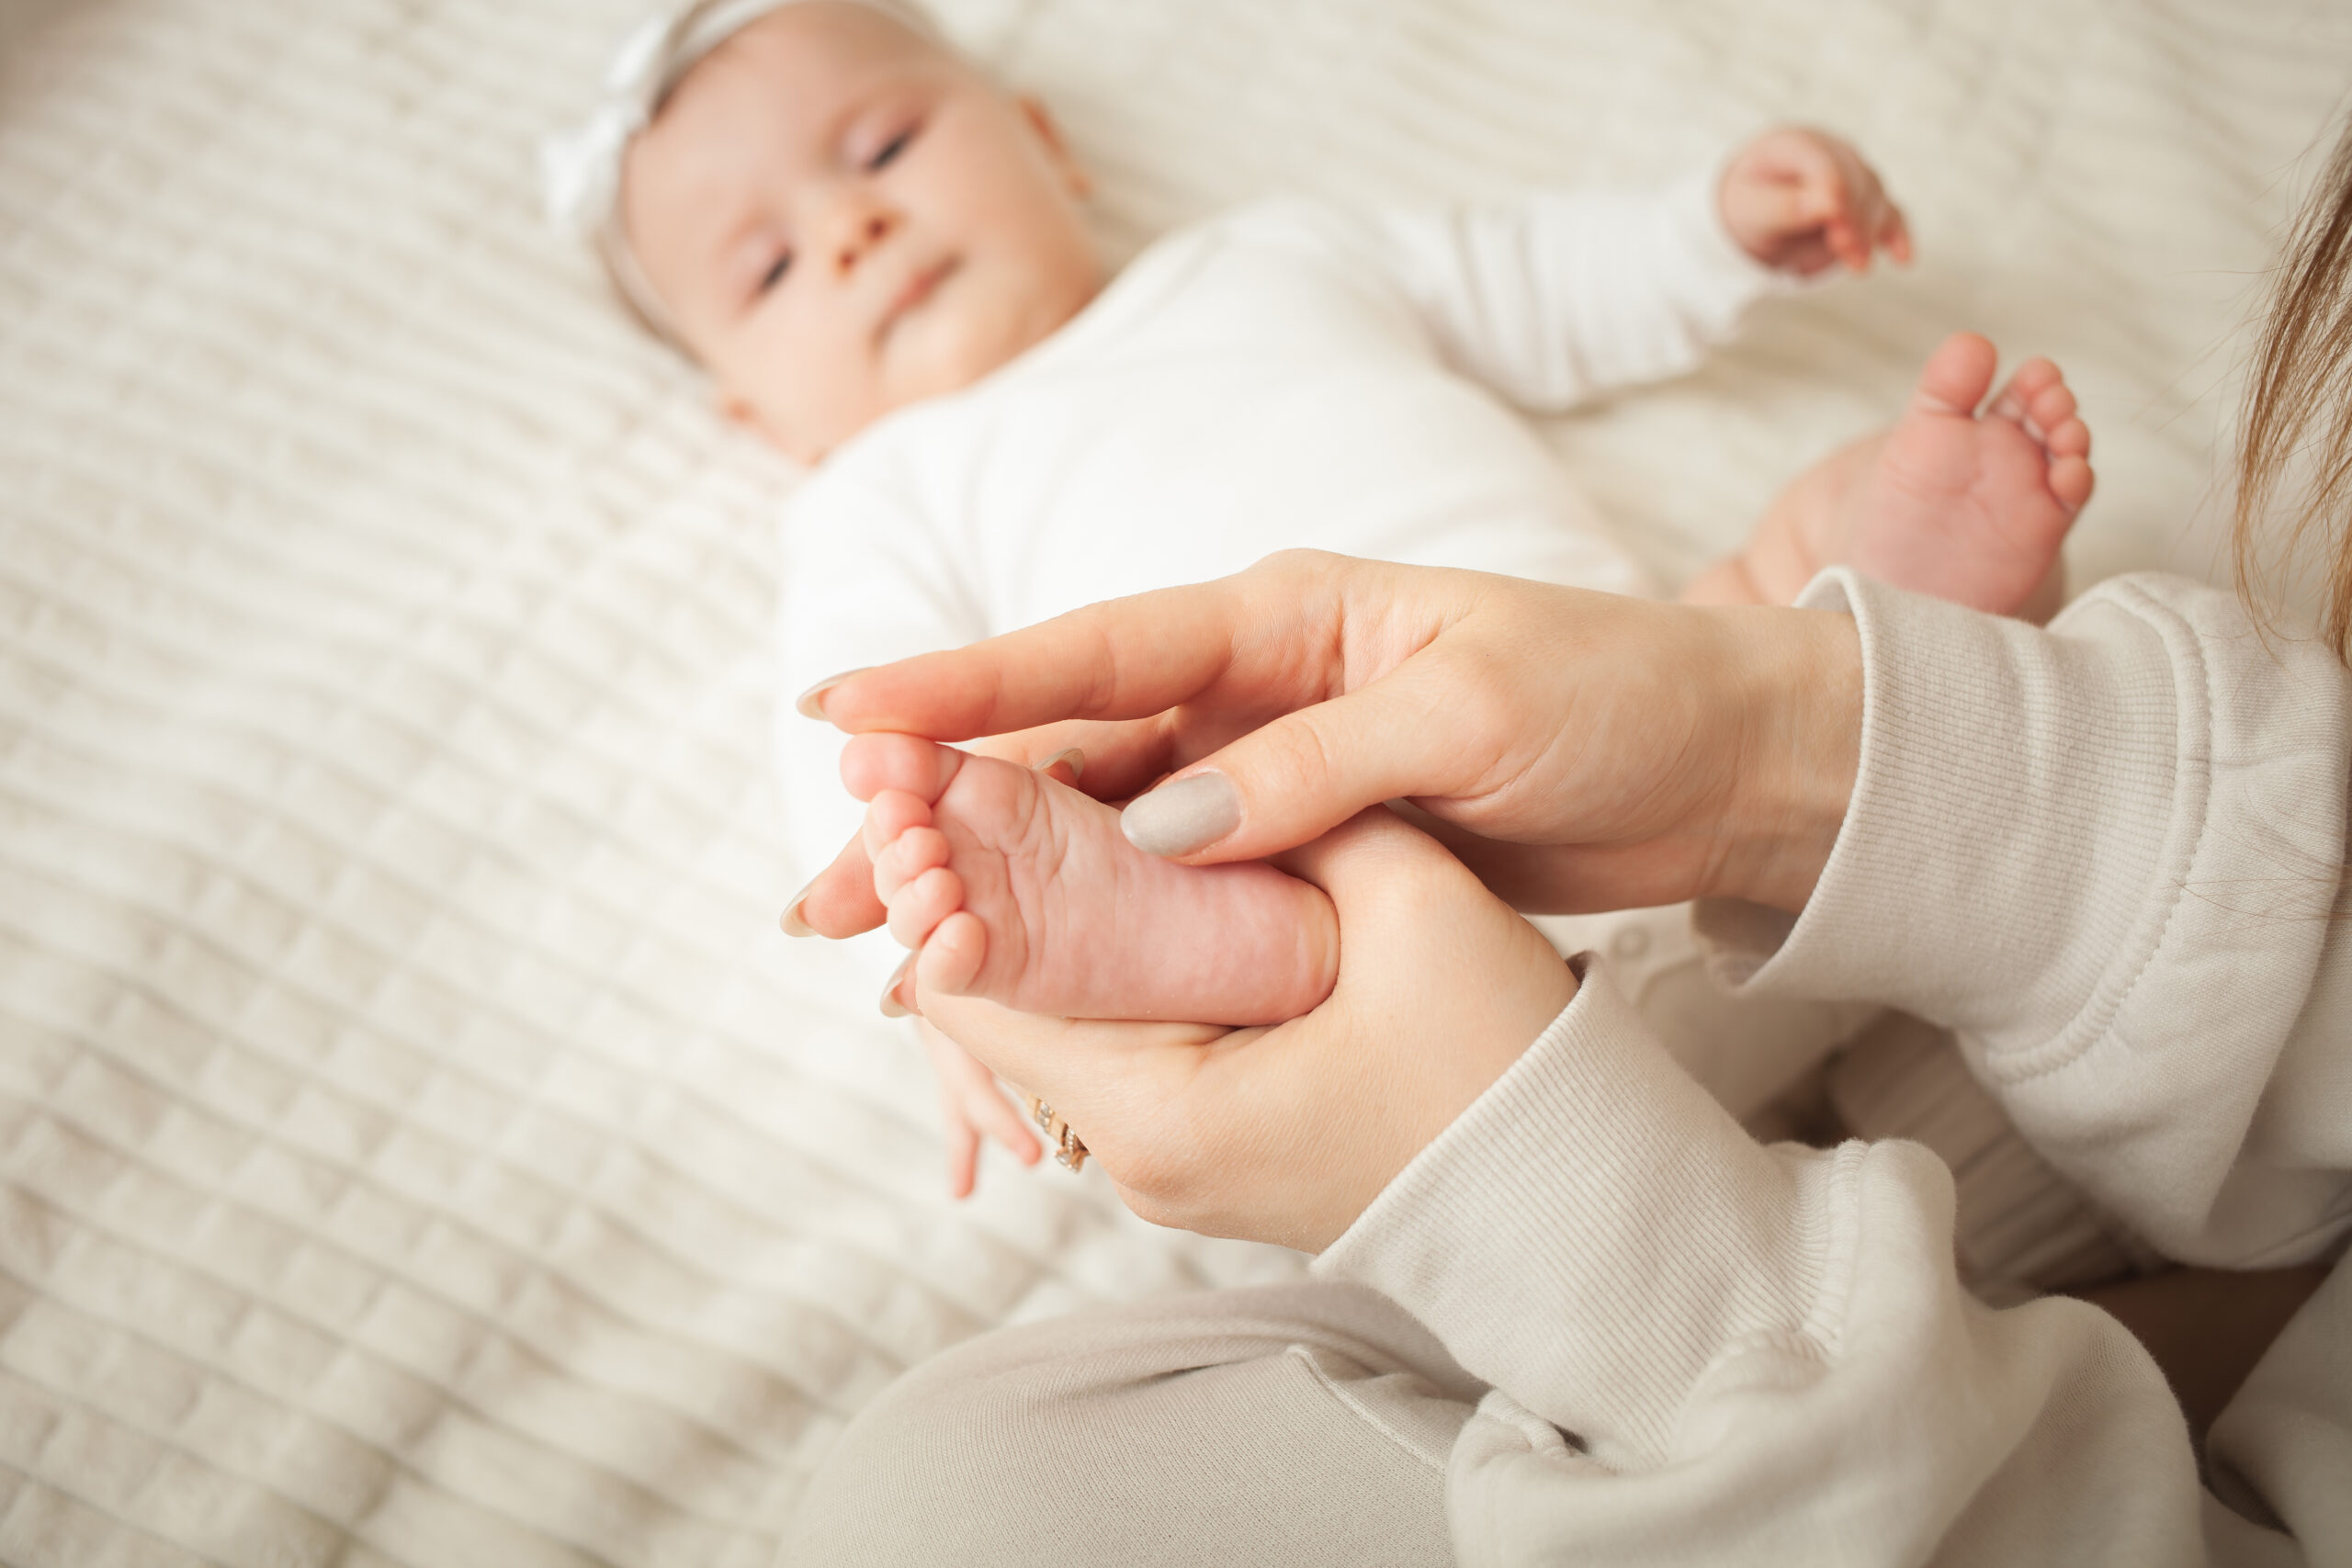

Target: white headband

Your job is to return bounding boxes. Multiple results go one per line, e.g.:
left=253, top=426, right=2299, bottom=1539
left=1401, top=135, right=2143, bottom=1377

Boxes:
left=539, top=0, right=937, bottom=343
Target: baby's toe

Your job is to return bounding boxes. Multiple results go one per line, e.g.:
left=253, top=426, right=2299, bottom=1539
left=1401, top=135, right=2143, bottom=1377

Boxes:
left=2004, top=356, right=2063, bottom=401
left=873, top=823, right=950, bottom=900
left=2025, top=378, right=2078, bottom=437
left=842, top=733, right=967, bottom=807
left=888, top=864, right=966, bottom=949
left=2044, top=414, right=2092, bottom=460
left=1987, top=360, right=2064, bottom=429
left=1914, top=332, right=1999, bottom=415
left=2049, top=455, right=2096, bottom=513
left=918, top=910, right=989, bottom=997
left=862, top=788, right=934, bottom=863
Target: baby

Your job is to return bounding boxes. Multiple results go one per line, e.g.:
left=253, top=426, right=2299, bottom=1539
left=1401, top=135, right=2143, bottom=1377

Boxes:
left=549, top=0, right=2091, bottom=1185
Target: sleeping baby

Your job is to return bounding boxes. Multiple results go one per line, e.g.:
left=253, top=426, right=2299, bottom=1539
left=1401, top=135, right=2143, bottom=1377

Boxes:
left=546, top=0, right=2091, bottom=1190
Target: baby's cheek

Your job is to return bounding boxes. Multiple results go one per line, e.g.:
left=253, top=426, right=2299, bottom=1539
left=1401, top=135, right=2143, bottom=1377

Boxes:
left=738, top=314, right=876, bottom=463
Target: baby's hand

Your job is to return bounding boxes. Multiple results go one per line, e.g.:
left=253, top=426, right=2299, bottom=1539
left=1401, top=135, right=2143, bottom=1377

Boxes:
left=1720, top=127, right=1912, bottom=276
left=921, top=1019, right=1043, bottom=1198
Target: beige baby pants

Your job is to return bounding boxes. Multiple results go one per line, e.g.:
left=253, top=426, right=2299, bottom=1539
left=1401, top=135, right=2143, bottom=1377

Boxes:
left=780, top=1280, right=1480, bottom=1566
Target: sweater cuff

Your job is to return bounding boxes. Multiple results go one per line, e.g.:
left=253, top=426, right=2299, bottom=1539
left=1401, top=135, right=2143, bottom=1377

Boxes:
left=1314, top=959, right=1843, bottom=1472
left=1694, top=570, right=2184, bottom=1045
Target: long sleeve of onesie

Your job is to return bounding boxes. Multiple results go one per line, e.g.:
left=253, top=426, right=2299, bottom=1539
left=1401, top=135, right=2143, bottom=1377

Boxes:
left=1361, top=167, right=1792, bottom=412
left=1317, top=570, right=2352, bottom=1564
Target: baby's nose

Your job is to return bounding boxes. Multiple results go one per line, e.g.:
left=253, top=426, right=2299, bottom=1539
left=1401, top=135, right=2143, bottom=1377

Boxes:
left=836, top=210, right=897, bottom=274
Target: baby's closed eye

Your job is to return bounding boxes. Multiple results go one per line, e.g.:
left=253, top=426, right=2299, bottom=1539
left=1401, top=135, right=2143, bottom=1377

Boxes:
left=866, top=126, right=915, bottom=170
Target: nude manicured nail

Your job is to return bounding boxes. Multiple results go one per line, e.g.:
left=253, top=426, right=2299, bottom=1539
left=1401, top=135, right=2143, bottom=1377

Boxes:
left=1121, top=772, right=1240, bottom=857
left=795, top=668, right=867, bottom=721
left=778, top=875, right=819, bottom=938
left=1037, top=748, right=1085, bottom=781
left=879, top=954, right=915, bottom=1019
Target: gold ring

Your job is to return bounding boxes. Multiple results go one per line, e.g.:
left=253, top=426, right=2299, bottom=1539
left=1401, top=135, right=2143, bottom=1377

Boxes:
left=1024, top=1094, right=1088, bottom=1172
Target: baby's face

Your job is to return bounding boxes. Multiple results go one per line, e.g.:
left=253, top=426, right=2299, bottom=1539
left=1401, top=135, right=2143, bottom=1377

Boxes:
left=622, top=3, right=1103, bottom=463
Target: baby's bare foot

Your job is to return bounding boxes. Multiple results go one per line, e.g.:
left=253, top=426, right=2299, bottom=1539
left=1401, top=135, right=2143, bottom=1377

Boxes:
left=845, top=735, right=1340, bottom=1024
left=1838, top=332, right=2094, bottom=616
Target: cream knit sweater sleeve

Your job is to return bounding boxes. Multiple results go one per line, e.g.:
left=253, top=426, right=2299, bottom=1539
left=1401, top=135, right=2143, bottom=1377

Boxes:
left=1317, top=570, right=2351, bottom=1564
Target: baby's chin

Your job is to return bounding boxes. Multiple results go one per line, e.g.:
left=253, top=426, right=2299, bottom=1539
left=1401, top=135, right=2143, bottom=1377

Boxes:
left=751, top=275, right=1102, bottom=461
left=831, top=285, right=1093, bottom=439
left=910, top=271, right=1094, bottom=388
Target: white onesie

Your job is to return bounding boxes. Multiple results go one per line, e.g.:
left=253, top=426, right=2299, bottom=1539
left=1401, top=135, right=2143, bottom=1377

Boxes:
left=777, top=168, right=1788, bottom=892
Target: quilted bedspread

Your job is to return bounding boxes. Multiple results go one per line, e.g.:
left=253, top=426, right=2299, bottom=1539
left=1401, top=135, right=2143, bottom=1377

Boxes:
left=3, top=0, right=2348, bottom=1562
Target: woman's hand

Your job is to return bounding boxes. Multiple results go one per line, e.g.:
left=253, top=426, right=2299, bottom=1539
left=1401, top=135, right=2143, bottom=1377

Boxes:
left=919, top=1020, right=1043, bottom=1199
left=793, top=552, right=1864, bottom=937
left=901, top=808, right=1579, bottom=1253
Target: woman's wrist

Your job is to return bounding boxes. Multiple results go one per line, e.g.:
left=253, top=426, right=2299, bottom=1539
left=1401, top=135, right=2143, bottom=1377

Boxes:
left=1714, top=605, right=1863, bottom=912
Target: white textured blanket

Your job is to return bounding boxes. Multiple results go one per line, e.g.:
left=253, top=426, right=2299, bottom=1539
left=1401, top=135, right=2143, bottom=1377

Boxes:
left=2, top=0, right=2346, bottom=1562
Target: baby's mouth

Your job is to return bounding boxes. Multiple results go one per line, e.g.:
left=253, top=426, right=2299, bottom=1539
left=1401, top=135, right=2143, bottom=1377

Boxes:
left=881, top=256, right=959, bottom=336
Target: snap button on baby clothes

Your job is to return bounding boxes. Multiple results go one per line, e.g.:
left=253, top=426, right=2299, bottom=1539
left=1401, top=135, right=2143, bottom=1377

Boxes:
left=1611, top=926, right=1652, bottom=962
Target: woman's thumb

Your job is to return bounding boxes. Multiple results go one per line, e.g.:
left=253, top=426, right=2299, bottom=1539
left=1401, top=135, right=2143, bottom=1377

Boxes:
left=1119, top=677, right=1461, bottom=863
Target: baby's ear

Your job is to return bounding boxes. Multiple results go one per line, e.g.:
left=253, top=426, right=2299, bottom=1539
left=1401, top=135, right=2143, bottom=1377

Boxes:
left=1017, top=95, right=1091, bottom=198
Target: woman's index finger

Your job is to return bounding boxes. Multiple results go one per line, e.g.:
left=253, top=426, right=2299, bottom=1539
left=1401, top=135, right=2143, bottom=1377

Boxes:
left=814, top=592, right=1231, bottom=739
left=814, top=558, right=1346, bottom=740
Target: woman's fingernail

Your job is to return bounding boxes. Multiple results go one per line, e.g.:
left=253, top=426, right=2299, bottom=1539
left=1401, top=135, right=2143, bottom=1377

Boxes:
left=778, top=876, right=820, bottom=938
left=1121, top=772, right=1240, bottom=857
left=796, top=668, right=867, bottom=720
left=879, top=954, right=915, bottom=1018
left=1037, top=748, right=1085, bottom=782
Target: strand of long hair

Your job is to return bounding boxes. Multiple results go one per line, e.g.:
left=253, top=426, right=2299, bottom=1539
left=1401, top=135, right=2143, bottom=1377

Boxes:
left=2238, top=110, right=2352, bottom=666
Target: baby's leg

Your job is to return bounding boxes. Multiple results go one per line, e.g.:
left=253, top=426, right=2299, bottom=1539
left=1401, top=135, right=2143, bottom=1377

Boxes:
left=848, top=735, right=1339, bottom=1024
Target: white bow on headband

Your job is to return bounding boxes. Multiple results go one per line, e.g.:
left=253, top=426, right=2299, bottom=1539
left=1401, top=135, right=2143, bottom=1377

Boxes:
left=537, top=0, right=936, bottom=240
